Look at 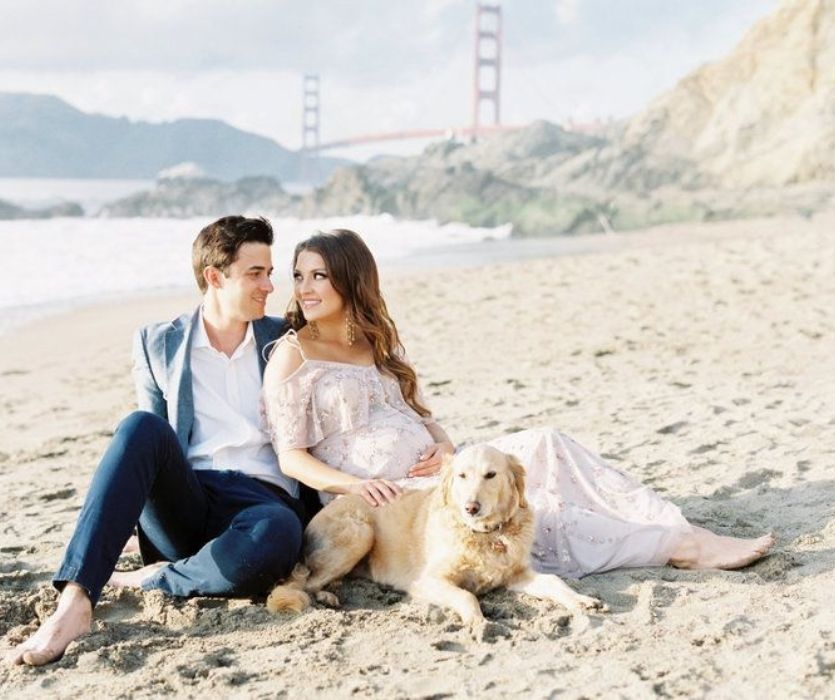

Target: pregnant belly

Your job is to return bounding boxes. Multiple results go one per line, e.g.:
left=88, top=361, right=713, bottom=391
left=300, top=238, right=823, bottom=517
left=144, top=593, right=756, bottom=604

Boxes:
left=313, top=412, right=435, bottom=483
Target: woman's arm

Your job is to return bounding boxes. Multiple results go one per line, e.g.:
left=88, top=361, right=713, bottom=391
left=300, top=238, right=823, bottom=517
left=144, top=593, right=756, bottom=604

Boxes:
left=281, top=448, right=402, bottom=507
left=426, top=421, right=453, bottom=445
left=407, top=420, right=455, bottom=477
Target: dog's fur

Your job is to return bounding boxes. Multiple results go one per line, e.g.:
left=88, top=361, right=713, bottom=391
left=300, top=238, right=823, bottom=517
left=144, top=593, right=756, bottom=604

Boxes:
left=267, top=444, right=602, bottom=635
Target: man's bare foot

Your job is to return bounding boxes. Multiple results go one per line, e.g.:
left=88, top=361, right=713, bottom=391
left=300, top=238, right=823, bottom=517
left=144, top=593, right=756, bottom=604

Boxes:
left=7, top=583, right=92, bottom=666
left=670, top=526, right=775, bottom=570
left=107, top=562, right=168, bottom=588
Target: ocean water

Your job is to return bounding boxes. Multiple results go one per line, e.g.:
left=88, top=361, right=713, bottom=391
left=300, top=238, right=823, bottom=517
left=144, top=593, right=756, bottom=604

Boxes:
left=0, top=213, right=513, bottom=335
left=0, top=178, right=618, bottom=336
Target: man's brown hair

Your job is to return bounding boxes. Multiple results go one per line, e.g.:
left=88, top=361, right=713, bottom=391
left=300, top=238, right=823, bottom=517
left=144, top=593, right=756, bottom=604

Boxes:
left=192, top=216, right=274, bottom=293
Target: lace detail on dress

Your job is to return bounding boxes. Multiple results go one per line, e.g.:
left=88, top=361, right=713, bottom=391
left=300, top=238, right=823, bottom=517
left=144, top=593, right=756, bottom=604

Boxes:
left=263, top=358, right=434, bottom=452
left=262, top=358, right=439, bottom=505
left=379, top=371, right=435, bottom=426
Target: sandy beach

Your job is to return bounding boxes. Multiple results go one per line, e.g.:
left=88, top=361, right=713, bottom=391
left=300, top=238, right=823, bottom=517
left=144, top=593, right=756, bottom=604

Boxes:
left=1, top=214, right=834, bottom=698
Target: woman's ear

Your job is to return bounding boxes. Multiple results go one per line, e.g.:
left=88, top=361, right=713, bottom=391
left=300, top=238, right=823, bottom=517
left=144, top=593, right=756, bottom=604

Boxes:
left=506, top=453, right=528, bottom=509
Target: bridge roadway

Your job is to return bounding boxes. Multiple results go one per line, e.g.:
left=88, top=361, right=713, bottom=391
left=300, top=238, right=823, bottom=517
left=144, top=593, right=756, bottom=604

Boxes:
left=310, top=123, right=524, bottom=151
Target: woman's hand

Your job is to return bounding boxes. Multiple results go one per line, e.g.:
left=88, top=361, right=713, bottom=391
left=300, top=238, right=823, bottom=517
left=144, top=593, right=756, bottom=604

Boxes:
left=408, top=441, right=455, bottom=478
left=345, top=479, right=403, bottom=507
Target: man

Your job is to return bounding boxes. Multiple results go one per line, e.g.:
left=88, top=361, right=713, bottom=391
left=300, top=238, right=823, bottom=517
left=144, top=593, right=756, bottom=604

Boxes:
left=10, top=216, right=305, bottom=666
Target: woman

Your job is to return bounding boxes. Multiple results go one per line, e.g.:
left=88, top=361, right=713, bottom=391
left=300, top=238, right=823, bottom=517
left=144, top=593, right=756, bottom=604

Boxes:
left=263, top=229, right=774, bottom=578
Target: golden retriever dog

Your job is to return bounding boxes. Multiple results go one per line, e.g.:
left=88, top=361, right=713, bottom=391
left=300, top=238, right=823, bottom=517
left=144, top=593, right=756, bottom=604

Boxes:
left=267, top=445, right=603, bottom=637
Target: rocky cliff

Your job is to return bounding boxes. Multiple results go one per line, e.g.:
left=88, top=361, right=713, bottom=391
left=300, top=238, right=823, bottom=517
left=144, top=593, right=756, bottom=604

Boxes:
left=302, top=0, right=835, bottom=235
left=99, top=176, right=298, bottom=218
left=301, top=123, right=612, bottom=235
left=617, top=0, right=835, bottom=188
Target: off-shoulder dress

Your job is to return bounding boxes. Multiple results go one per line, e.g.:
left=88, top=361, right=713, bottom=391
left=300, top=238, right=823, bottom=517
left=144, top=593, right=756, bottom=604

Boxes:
left=263, top=333, right=691, bottom=578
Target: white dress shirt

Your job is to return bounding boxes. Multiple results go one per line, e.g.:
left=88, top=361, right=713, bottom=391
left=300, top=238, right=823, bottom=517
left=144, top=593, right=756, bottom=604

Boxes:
left=187, top=309, right=297, bottom=496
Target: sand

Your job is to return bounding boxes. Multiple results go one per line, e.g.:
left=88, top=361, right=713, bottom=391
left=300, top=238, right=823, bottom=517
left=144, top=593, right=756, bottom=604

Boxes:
left=1, top=214, right=834, bottom=698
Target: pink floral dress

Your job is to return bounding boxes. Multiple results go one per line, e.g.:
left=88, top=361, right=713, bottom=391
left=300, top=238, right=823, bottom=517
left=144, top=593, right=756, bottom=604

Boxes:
left=263, top=335, right=691, bottom=578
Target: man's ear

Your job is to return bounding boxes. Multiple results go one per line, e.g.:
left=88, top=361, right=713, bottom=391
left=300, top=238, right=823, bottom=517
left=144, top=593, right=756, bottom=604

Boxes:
left=506, top=453, right=528, bottom=509
left=204, top=266, right=223, bottom=290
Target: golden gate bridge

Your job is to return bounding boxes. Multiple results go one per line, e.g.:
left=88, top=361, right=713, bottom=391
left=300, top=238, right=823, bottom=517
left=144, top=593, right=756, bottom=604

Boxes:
left=298, top=3, right=603, bottom=181
left=298, top=3, right=525, bottom=180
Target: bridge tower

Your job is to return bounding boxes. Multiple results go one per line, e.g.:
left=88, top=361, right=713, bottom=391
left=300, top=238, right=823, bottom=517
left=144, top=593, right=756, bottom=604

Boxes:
left=472, top=3, right=502, bottom=135
left=300, top=74, right=321, bottom=183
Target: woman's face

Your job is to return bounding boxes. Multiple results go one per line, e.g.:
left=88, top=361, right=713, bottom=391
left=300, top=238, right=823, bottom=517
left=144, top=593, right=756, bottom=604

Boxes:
left=293, top=249, right=345, bottom=323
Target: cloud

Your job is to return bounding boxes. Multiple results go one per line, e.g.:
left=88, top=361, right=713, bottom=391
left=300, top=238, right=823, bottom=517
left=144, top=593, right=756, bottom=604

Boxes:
left=0, top=0, right=472, bottom=81
left=554, top=0, right=581, bottom=25
left=0, top=0, right=779, bottom=158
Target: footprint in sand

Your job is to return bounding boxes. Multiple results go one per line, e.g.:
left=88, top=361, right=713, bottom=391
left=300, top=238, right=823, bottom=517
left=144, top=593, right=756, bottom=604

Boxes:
left=38, top=487, right=77, bottom=502
left=657, top=421, right=689, bottom=435
left=690, top=442, right=723, bottom=455
left=632, top=581, right=679, bottom=625
left=0, top=369, right=29, bottom=377
left=752, top=551, right=801, bottom=582
left=734, top=469, right=782, bottom=489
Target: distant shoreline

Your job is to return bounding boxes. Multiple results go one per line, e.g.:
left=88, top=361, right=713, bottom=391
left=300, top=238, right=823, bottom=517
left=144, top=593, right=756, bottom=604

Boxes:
left=0, top=233, right=620, bottom=337
left=5, top=209, right=827, bottom=337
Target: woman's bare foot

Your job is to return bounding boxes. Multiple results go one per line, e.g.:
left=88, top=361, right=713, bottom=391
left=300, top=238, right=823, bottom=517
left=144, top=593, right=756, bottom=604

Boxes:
left=107, top=561, right=168, bottom=588
left=7, top=583, right=92, bottom=666
left=670, top=526, right=775, bottom=570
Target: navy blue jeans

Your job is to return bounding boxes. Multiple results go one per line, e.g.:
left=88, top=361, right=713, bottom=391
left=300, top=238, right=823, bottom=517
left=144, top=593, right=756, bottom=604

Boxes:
left=54, top=411, right=304, bottom=606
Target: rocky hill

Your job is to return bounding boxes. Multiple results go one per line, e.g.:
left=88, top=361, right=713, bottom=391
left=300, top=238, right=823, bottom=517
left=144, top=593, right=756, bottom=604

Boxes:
left=99, top=176, right=298, bottom=218
left=0, top=93, right=348, bottom=184
left=0, top=198, right=83, bottom=220
left=616, top=0, right=835, bottom=189
left=302, top=0, right=835, bottom=235
left=301, top=122, right=614, bottom=235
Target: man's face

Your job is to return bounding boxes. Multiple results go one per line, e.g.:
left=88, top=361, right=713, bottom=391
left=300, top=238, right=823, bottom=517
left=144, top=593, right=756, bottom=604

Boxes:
left=213, top=242, right=274, bottom=322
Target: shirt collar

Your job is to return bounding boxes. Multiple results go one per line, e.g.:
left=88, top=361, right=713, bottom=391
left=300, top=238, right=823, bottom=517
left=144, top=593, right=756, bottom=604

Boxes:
left=194, top=306, right=255, bottom=355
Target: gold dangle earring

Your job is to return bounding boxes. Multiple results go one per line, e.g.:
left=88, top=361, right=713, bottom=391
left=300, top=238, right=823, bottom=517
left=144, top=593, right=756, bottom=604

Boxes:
left=308, top=320, right=320, bottom=340
left=345, top=313, right=356, bottom=346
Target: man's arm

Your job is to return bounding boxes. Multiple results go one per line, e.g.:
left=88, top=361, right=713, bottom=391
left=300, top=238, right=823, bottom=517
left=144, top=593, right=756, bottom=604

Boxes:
left=131, top=326, right=167, bottom=419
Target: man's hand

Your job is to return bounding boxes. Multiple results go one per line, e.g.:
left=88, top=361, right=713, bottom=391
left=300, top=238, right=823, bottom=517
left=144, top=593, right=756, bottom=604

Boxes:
left=408, top=441, right=455, bottom=478
left=346, top=479, right=402, bottom=507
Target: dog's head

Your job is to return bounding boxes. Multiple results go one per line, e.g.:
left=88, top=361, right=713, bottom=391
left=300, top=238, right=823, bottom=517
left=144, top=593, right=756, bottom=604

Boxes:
left=441, top=445, right=527, bottom=532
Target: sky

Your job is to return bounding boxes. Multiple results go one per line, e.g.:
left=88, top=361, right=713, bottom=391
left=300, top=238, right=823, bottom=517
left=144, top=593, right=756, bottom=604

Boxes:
left=0, top=0, right=779, bottom=160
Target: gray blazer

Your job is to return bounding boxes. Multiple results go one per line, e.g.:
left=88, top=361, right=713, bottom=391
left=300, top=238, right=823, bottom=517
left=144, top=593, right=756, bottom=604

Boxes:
left=131, top=307, right=289, bottom=454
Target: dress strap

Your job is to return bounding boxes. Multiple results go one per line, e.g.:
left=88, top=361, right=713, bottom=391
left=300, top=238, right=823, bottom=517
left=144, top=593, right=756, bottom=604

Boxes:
left=282, top=329, right=307, bottom=360
left=262, top=328, right=308, bottom=363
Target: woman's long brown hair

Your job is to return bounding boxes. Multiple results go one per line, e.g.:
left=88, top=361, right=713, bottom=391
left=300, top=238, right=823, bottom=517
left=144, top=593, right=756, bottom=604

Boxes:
left=286, top=229, right=431, bottom=417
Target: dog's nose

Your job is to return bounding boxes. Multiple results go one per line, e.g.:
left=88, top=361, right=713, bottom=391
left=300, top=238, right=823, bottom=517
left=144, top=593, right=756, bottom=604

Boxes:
left=465, top=501, right=481, bottom=516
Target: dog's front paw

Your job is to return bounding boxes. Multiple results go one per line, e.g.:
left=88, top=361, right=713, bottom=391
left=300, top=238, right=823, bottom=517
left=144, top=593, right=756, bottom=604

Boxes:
left=314, top=590, right=341, bottom=607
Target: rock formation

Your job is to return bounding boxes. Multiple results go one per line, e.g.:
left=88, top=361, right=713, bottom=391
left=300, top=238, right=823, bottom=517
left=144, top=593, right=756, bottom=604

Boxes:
left=618, top=0, right=835, bottom=189
left=99, top=176, right=298, bottom=218
left=301, top=0, right=835, bottom=235
left=0, top=199, right=84, bottom=220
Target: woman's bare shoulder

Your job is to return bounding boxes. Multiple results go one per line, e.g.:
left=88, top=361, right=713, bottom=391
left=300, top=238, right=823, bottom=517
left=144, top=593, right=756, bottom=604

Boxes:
left=264, top=336, right=306, bottom=384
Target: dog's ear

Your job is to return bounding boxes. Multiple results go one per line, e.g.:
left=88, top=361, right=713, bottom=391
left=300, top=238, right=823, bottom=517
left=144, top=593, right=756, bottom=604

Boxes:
left=506, top=453, right=528, bottom=509
left=440, top=453, right=455, bottom=507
